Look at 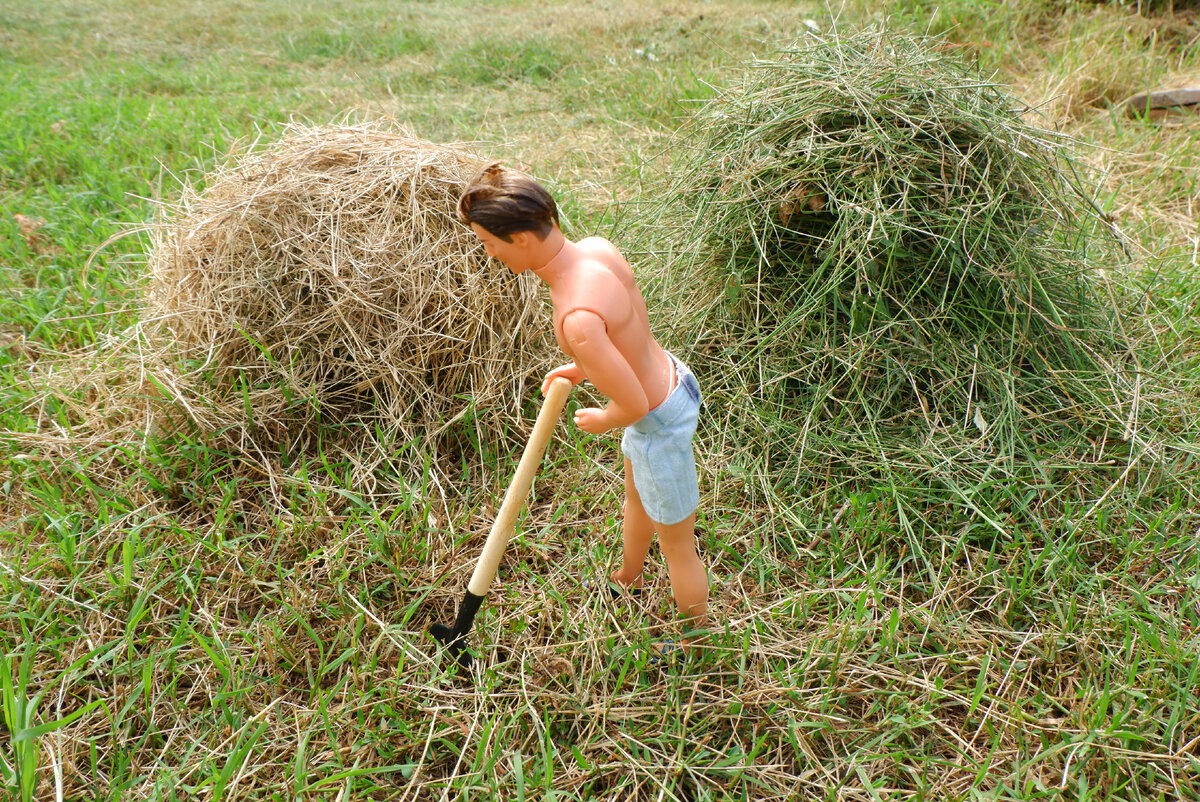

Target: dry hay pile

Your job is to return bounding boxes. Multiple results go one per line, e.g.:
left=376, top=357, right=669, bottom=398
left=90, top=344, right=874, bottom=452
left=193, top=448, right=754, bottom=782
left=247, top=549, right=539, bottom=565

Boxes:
left=145, top=123, right=549, bottom=465
left=664, top=28, right=1167, bottom=513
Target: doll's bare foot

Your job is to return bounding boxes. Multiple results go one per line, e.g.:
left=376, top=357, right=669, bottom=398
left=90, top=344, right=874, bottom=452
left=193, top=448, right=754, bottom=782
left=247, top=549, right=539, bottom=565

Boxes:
left=581, top=572, right=641, bottom=599
left=649, top=640, right=685, bottom=664
left=608, top=568, right=644, bottom=594
left=649, top=626, right=709, bottom=664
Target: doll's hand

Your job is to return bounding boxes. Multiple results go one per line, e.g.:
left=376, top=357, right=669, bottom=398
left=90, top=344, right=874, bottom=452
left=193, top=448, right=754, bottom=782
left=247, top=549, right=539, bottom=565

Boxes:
left=542, top=363, right=585, bottom=395
left=573, top=407, right=612, bottom=435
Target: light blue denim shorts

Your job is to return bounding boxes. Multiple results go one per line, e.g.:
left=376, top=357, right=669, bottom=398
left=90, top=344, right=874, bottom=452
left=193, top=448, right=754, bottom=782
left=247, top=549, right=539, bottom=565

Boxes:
left=621, top=353, right=701, bottom=526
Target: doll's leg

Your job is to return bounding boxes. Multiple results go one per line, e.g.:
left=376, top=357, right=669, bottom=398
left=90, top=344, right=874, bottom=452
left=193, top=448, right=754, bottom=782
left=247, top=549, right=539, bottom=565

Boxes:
left=656, top=511, right=708, bottom=626
left=611, top=457, right=653, bottom=590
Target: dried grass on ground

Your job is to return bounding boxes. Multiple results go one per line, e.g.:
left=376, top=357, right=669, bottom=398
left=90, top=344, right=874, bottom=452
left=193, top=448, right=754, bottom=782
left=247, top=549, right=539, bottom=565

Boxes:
left=3, top=11, right=1200, bottom=801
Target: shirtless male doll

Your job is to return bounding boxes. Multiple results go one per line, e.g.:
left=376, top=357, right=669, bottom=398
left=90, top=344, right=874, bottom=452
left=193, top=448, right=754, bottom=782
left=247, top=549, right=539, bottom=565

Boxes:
left=457, top=163, right=708, bottom=644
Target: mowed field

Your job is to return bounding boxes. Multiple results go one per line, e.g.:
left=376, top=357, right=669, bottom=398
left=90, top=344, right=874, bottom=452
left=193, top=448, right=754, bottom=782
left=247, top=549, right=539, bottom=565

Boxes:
left=3, top=1, right=1200, bottom=800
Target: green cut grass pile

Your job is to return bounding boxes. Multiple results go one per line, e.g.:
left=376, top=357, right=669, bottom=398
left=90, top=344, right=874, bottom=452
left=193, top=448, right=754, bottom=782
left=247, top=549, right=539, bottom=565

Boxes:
left=663, top=27, right=1192, bottom=529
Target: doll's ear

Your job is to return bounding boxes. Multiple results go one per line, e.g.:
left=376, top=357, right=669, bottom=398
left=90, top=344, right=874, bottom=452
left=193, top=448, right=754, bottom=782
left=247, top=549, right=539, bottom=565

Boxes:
left=510, top=230, right=537, bottom=249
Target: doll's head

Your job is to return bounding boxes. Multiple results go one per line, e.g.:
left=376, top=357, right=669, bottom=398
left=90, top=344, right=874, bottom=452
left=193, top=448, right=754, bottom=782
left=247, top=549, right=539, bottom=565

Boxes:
left=457, top=163, right=559, bottom=242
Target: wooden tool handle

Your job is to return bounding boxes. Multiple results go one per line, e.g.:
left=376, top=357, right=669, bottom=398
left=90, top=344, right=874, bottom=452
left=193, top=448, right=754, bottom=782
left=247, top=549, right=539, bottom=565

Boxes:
left=466, top=377, right=572, bottom=596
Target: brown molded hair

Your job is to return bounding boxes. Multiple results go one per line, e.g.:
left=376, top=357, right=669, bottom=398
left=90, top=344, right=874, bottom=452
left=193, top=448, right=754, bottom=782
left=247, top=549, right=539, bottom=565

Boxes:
left=457, top=162, right=559, bottom=242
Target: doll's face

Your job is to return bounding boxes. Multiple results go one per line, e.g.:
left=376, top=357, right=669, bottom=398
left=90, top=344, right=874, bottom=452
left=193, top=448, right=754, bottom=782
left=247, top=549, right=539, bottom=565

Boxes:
left=470, top=223, right=535, bottom=274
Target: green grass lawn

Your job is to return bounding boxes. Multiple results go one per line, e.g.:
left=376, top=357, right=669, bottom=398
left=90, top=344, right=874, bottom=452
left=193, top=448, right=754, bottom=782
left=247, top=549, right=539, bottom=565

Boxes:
left=3, top=1, right=1199, bottom=800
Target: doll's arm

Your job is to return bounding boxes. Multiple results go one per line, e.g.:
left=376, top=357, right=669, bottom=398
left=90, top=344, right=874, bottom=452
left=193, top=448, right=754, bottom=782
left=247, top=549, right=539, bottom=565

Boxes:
left=559, top=310, right=648, bottom=434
